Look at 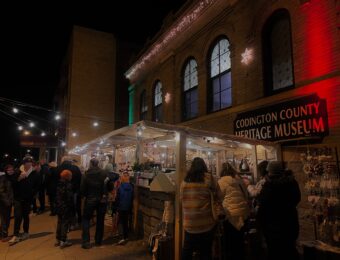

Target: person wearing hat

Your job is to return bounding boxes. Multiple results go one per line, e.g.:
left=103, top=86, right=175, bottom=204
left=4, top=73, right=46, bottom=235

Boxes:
left=55, top=169, right=75, bottom=249
left=9, top=156, right=40, bottom=245
left=257, top=161, right=301, bottom=260
left=80, top=158, right=108, bottom=249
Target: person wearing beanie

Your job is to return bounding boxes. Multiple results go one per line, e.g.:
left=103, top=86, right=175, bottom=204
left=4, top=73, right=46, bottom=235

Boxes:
left=115, top=171, right=134, bottom=245
left=55, top=170, right=74, bottom=249
left=9, top=156, right=40, bottom=245
left=257, top=161, right=301, bottom=260
left=80, top=158, right=108, bottom=249
left=0, top=164, right=14, bottom=242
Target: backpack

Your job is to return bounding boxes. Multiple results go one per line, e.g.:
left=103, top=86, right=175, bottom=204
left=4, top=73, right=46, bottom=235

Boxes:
left=118, top=182, right=133, bottom=211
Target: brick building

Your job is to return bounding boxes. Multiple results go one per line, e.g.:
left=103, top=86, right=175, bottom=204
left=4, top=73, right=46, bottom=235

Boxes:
left=55, top=26, right=136, bottom=156
left=126, top=0, right=340, bottom=243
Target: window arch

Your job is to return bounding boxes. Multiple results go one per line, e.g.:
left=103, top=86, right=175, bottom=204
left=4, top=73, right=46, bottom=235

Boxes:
left=153, top=81, right=163, bottom=122
left=208, top=37, right=232, bottom=112
left=183, top=58, right=198, bottom=120
left=263, top=9, right=294, bottom=95
left=140, top=90, right=147, bottom=120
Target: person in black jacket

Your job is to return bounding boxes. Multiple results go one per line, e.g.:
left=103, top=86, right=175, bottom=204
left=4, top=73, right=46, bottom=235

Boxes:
left=9, top=156, right=40, bottom=245
left=0, top=164, right=14, bottom=241
left=80, top=158, right=107, bottom=249
left=55, top=170, right=75, bottom=249
left=257, top=161, right=301, bottom=260
left=46, top=161, right=59, bottom=216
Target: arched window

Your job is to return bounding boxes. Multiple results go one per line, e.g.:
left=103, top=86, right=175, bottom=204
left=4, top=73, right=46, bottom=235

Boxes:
left=208, top=37, right=232, bottom=112
left=263, top=9, right=294, bottom=95
left=183, top=58, right=198, bottom=120
left=153, top=81, right=163, bottom=122
left=140, top=90, right=147, bottom=120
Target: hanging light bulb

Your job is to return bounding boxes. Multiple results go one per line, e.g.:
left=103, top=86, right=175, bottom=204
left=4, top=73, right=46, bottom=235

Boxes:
left=55, top=114, right=61, bottom=120
left=61, top=141, right=66, bottom=147
left=72, top=132, right=77, bottom=137
left=29, top=122, right=35, bottom=128
left=27, top=149, right=31, bottom=153
left=18, top=125, right=23, bottom=131
left=93, top=122, right=99, bottom=127
left=13, top=107, right=19, bottom=113
left=24, top=130, right=30, bottom=136
left=41, top=132, right=46, bottom=137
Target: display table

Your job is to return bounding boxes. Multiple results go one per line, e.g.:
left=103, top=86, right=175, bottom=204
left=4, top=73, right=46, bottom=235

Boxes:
left=301, top=241, right=340, bottom=260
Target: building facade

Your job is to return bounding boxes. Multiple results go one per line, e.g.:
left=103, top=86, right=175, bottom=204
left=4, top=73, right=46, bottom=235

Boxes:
left=56, top=26, right=134, bottom=155
left=127, top=0, right=340, bottom=242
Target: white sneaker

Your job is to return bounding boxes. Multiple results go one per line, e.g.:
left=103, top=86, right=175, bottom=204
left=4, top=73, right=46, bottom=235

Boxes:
left=8, top=236, right=21, bottom=245
left=20, top=233, right=29, bottom=240
left=117, top=239, right=126, bottom=245
left=60, top=240, right=72, bottom=249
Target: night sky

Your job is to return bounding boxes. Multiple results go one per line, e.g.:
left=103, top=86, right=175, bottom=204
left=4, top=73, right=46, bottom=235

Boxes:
left=0, top=1, right=186, bottom=164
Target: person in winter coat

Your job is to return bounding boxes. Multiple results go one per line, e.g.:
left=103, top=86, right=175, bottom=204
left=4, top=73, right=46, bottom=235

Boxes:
left=45, top=161, right=59, bottom=216
left=116, top=170, right=134, bottom=245
left=0, top=164, right=14, bottom=241
left=80, top=158, right=108, bottom=249
left=181, top=157, right=216, bottom=260
left=104, top=163, right=120, bottom=237
left=55, top=170, right=75, bottom=249
left=257, top=161, right=301, bottom=260
left=9, top=156, right=40, bottom=245
left=217, top=162, right=250, bottom=260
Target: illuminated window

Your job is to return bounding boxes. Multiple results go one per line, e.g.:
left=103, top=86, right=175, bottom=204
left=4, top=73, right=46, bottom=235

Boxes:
left=208, top=38, right=232, bottom=112
left=140, top=90, right=147, bottom=120
left=153, top=81, right=163, bottom=122
left=183, top=58, right=198, bottom=120
left=263, top=9, right=294, bottom=94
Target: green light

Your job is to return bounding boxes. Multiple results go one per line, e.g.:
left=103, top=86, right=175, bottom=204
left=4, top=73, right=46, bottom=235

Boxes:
left=128, top=85, right=135, bottom=125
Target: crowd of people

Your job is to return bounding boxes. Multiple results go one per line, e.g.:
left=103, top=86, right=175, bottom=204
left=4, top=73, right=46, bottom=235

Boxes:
left=0, top=156, right=134, bottom=249
left=1, top=154, right=301, bottom=259
left=181, top=158, right=301, bottom=260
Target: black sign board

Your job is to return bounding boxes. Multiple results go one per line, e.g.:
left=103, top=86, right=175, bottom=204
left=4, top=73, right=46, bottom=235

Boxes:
left=234, top=94, right=329, bottom=141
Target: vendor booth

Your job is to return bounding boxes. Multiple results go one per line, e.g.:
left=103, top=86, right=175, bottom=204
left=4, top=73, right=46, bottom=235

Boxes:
left=69, top=121, right=280, bottom=260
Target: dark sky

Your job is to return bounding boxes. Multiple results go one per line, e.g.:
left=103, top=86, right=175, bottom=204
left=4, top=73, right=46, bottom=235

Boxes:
left=0, top=1, right=187, bottom=164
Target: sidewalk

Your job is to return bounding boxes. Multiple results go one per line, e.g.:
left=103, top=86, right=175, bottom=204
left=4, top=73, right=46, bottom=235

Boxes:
left=0, top=211, right=151, bottom=260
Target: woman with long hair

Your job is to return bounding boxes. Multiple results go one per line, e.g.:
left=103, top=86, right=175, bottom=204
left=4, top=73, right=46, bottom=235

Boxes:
left=180, top=157, right=216, bottom=260
left=218, top=162, right=249, bottom=260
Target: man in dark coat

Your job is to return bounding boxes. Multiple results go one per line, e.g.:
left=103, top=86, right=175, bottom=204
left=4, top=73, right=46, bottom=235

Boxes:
left=0, top=164, right=14, bottom=241
left=9, top=156, right=40, bottom=245
left=80, top=158, right=107, bottom=249
left=257, top=161, right=301, bottom=260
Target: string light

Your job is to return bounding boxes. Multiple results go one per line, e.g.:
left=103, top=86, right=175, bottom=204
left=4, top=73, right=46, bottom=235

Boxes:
left=29, top=122, right=35, bottom=128
left=41, top=132, right=46, bottom=137
left=61, top=142, right=66, bottom=147
left=24, top=130, right=30, bottom=136
left=55, top=114, right=61, bottom=120
left=13, top=107, right=19, bottom=113
left=93, top=122, right=99, bottom=127
left=27, top=149, right=31, bottom=153
left=72, top=132, right=77, bottom=137
left=4, top=154, right=9, bottom=158
left=126, top=0, right=217, bottom=80
left=18, top=125, right=23, bottom=131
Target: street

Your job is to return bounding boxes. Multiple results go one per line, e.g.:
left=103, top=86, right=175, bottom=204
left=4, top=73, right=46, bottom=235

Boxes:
left=0, top=211, right=151, bottom=260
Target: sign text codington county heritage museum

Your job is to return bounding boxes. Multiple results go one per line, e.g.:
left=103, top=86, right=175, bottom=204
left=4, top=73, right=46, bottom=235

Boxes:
left=234, top=94, right=329, bottom=141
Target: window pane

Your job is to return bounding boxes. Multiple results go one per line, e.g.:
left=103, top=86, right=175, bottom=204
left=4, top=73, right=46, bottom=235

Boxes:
left=213, top=93, right=220, bottom=111
left=220, top=52, right=231, bottom=73
left=211, top=58, right=219, bottom=77
left=213, top=78, right=220, bottom=94
left=190, top=70, right=198, bottom=87
left=211, top=46, right=219, bottom=61
left=221, top=72, right=231, bottom=91
left=191, top=88, right=198, bottom=103
left=184, top=75, right=190, bottom=91
left=219, top=39, right=229, bottom=56
left=154, top=82, right=162, bottom=106
left=190, top=101, right=198, bottom=118
left=184, top=65, right=190, bottom=77
left=221, top=88, right=232, bottom=108
left=271, top=18, right=293, bottom=91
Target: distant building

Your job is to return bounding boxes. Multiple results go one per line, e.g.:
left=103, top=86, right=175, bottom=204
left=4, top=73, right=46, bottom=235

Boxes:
left=55, top=26, right=138, bottom=158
